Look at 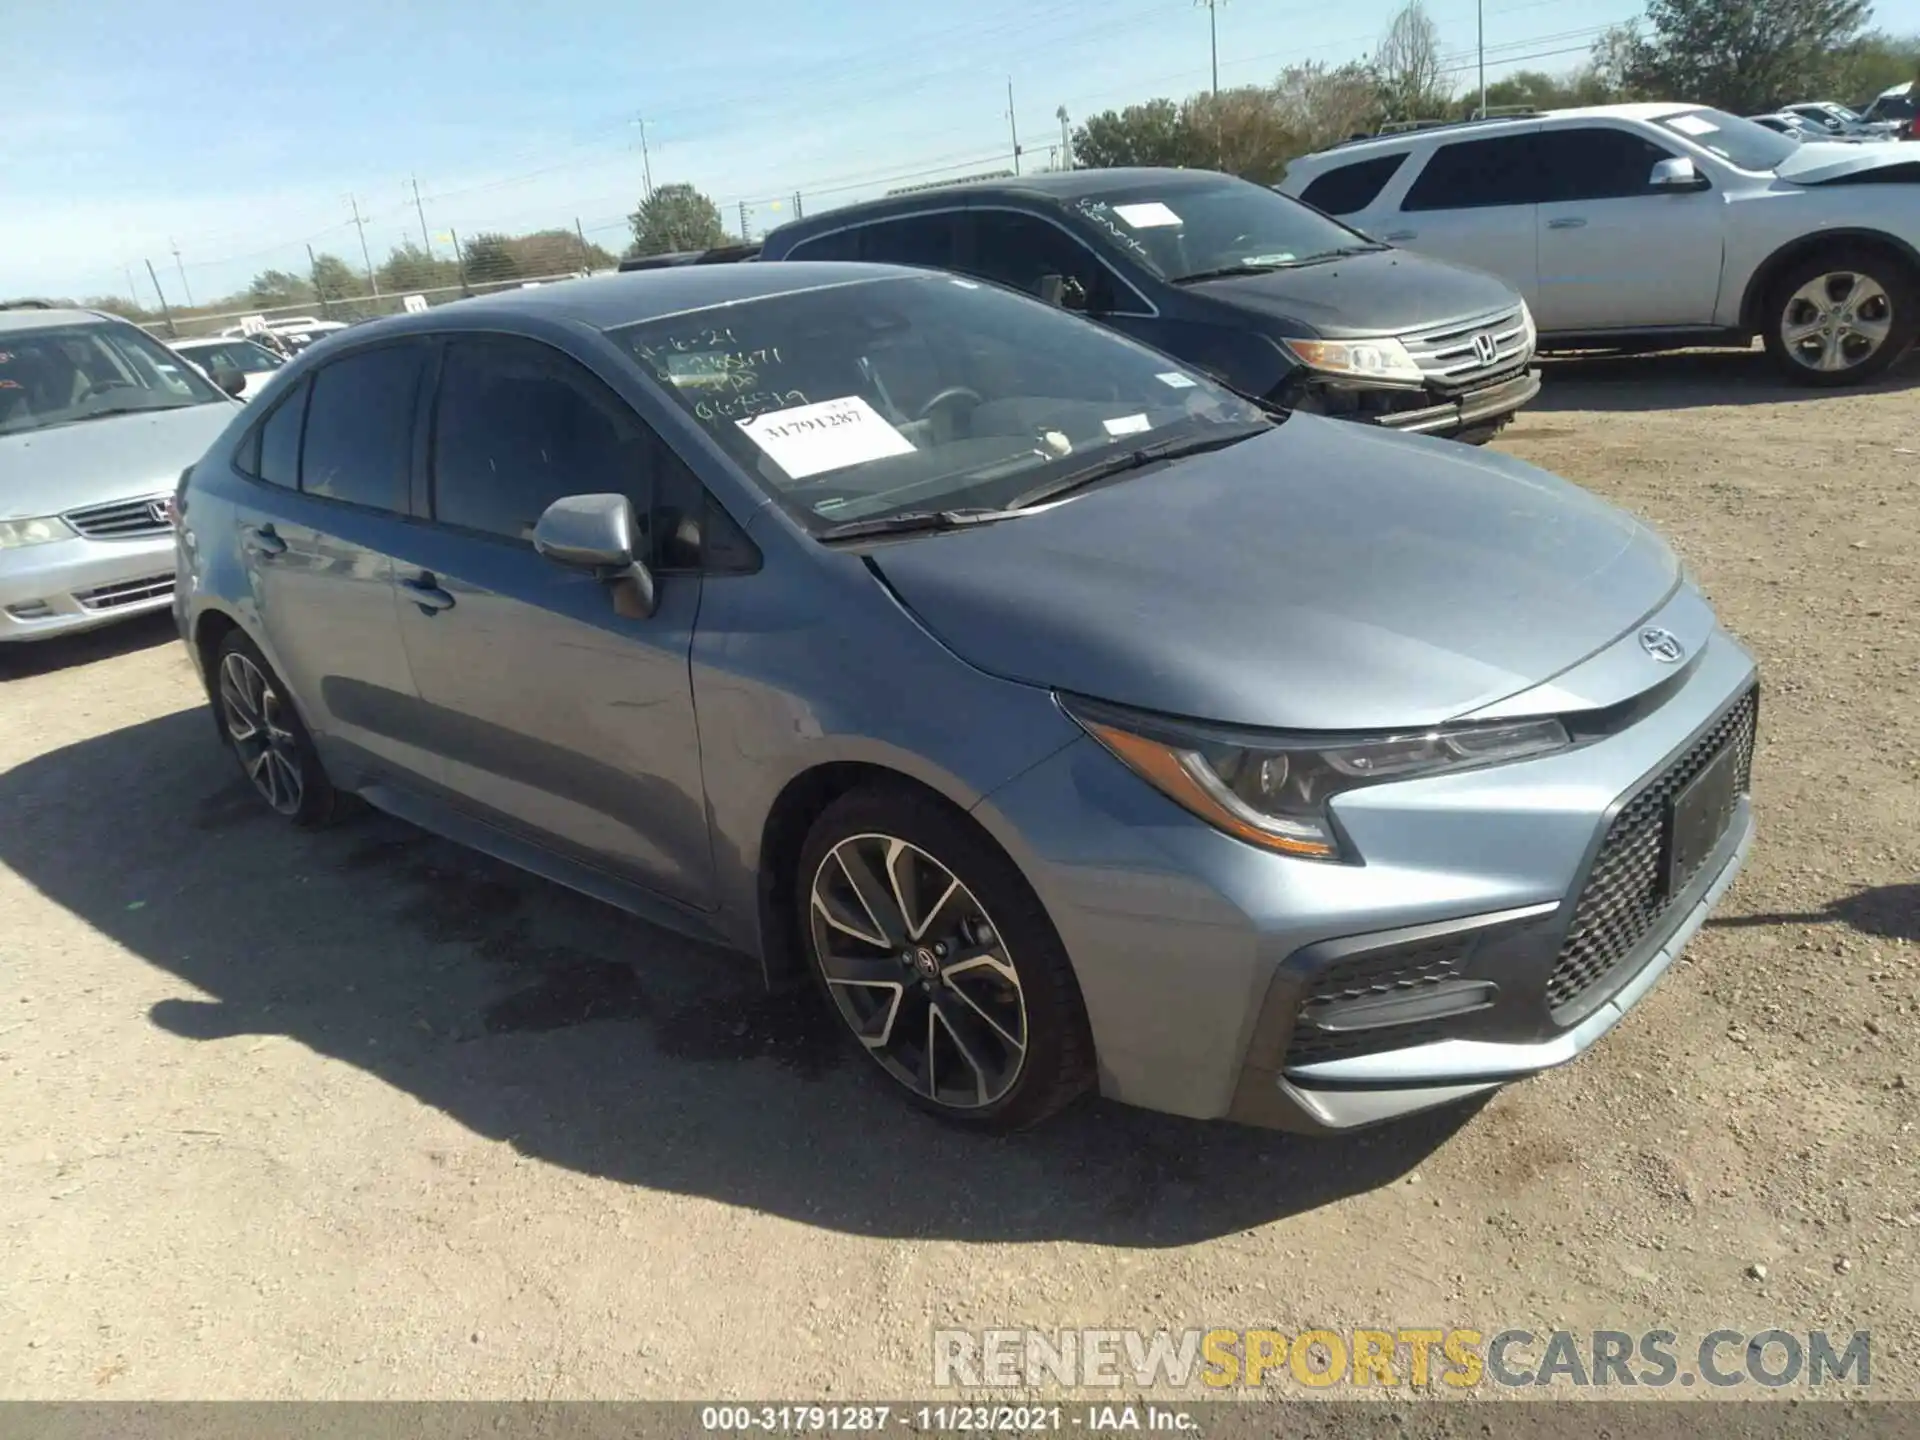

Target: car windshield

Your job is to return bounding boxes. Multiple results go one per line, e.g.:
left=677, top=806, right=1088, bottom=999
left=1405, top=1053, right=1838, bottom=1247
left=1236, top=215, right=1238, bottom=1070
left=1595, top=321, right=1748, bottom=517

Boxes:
left=0, top=320, right=225, bottom=436
left=1068, top=176, right=1372, bottom=282
left=184, top=339, right=285, bottom=374
left=1655, top=108, right=1799, bottom=170
left=612, top=272, right=1269, bottom=530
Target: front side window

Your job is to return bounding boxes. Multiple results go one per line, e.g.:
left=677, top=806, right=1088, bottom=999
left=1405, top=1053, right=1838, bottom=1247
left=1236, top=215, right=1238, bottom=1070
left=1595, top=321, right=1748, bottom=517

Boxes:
left=612, top=271, right=1269, bottom=531
left=299, top=343, right=424, bottom=511
left=1652, top=109, right=1797, bottom=170
left=1070, top=176, right=1371, bottom=282
left=968, top=211, right=1117, bottom=310
left=1535, top=128, right=1684, bottom=201
left=1401, top=134, right=1545, bottom=211
left=0, top=320, right=225, bottom=436
left=783, top=229, right=863, bottom=261
left=430, top=336, right=652, bottom=544
left=1298, top=154, right=1409, bottom=215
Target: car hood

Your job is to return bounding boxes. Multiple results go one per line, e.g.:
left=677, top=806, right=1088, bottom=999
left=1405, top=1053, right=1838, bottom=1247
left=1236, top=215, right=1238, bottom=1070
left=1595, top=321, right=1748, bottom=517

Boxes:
left=0, top=402, right=239, bottom=520
left=1775, top=140, right=1920, bottom=185
left=867, top=417, right=1680, bottom=731
left=1179, top=247, right=1522, bottom=338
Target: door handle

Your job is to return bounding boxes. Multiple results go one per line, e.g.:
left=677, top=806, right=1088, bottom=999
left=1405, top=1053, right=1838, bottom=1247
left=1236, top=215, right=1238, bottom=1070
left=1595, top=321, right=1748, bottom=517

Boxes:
left=1384, top=229, right=1417, bottom=241
left=241, top=524, right=286, bottom=558
left=1547, top=217, right=1588, bottom=230
left=400, top=573, right=456, bottom=614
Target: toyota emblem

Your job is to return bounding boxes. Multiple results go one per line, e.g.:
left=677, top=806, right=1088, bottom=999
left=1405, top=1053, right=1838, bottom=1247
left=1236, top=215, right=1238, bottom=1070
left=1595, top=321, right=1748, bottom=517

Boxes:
left=1639, top=627, right=1685, bottom=663
left=1472, top=333, right=1498, bottom=365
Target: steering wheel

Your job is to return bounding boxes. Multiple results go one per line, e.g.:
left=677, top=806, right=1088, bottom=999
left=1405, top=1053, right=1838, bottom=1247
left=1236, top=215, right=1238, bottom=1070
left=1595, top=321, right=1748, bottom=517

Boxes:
left=917, top=386, right=983, bottom=423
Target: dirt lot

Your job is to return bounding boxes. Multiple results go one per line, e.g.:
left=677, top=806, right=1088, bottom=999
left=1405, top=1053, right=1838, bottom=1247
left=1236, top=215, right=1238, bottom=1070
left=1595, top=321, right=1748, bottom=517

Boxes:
left=1, top=347, right=1915, bottom=1402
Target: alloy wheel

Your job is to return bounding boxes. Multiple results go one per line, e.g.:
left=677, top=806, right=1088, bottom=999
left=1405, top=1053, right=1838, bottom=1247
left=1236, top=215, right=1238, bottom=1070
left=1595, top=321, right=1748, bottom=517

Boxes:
left=218, top=651, right=304, bottom=816
left=809, top=833, right=1028, bottom=1109
left=1781, top=271, right=1895, bottom=373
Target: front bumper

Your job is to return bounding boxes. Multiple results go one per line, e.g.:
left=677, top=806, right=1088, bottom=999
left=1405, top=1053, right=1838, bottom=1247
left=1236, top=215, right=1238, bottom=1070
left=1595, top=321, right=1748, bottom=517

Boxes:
left=970, top=591, right=1759, bottom=1132
left=0, top=532, right=178, bottom=643
left=1373, top=368, right=1542, bottom=437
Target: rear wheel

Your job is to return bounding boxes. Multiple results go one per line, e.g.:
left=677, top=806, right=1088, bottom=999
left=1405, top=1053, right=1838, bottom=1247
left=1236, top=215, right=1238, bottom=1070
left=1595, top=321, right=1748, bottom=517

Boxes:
left=797, top=785, right=1094, bottom=1131
left=213, top=630, right=339, bottom=828
left=1762, top=248, right=1918, bottom=385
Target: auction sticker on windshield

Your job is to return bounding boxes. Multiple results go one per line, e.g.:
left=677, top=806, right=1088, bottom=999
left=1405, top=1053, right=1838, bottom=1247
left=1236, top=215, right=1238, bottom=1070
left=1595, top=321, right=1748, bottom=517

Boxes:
left=1668, top=114, right=1718, bottom=135
left=1111, top=202, right=1183, bottom=228
left=737, top=395, right=915, bottom=479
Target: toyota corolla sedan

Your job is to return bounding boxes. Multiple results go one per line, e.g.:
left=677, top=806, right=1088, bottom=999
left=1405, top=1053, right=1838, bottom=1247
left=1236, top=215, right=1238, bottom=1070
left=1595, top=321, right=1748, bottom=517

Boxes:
left=173, top=264, right=1758, bottom=1133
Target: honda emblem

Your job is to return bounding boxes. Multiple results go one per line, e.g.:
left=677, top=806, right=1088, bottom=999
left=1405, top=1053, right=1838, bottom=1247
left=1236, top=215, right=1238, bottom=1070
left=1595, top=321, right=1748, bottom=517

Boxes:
left=1472, top=332, right=1498, bottom=365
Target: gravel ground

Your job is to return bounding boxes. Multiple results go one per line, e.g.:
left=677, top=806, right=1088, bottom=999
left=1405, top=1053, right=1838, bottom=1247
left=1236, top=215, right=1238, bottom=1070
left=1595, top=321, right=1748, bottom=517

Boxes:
left=1, top=347, right=1915, bottom=1403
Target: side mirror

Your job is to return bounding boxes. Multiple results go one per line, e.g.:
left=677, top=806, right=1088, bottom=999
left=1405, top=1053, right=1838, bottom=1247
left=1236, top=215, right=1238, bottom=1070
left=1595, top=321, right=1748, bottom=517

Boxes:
left=532, top=493, right=657, bottom=619
left=1649, top=157, right=1707, bottom=191
left=1036, top=273, right=1090, bottom=312
left=210, top=360, right=247, bottom=397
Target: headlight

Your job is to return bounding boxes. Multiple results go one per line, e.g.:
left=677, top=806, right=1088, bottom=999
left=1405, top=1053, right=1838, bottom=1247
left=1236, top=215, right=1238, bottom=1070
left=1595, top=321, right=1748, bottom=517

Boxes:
left=1063, top=696, right=1572, bottom=861
left=0, top=516, right=74, bottom=550
left=1519, top=299, right=1537, bottom=352
left=1280, top=335, right=1425, bottom=386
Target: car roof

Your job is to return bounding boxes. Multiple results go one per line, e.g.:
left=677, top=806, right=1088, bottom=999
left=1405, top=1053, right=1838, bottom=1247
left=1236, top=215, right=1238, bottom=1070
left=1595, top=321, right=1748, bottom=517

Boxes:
left=311, top=263, right=931, bottom=342
left=0, top=305, right=118, bottom=334
left=1290, top=102, right=1701, bottom=166
left=764, top=167, right=1238, bottom=238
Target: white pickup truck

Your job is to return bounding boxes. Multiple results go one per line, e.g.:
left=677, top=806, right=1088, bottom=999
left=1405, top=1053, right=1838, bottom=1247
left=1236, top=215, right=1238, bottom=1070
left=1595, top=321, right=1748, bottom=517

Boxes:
left=1279, top=102, right=1920, bottom=384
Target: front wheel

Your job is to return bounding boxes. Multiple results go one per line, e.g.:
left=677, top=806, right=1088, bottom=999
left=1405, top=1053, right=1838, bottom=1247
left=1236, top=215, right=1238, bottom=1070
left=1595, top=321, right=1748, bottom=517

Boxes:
left=1762, top=249, right=1919, bottom=386
left=797, top=785, right=1094, bottom=1131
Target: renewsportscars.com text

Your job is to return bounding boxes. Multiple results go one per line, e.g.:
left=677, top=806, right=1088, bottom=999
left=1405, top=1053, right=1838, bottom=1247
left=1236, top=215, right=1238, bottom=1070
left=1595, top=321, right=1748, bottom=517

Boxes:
left=933, top=1327, right=1872, bottom=1391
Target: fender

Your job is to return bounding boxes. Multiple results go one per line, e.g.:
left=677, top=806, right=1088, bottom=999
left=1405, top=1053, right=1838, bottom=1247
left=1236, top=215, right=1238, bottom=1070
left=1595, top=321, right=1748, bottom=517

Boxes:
left=1738, top=227, right=1920, bottom=331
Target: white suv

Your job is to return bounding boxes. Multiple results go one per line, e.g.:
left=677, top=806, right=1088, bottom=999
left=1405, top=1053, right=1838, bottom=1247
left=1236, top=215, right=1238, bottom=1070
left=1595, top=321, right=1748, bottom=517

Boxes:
left=1279, top=102, right=1920, bottom=385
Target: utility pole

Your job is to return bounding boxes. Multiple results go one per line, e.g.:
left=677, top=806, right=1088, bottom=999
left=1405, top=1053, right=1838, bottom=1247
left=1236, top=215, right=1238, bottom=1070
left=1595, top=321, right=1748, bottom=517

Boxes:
left=1006, top=77, right=1022, bottom=175
left=1198, top=0, right=1221, bottom=96
left=170, top=240, right=193, bottom=307
left=124, top=265, right=140, bottom=311
left=1477, top=0, right=1487, bottom=118
left=410, top=175, right=432, bottom=253
left=1057, top=105, right=1072, bottom=169
left=793, top=191, right=803, bottom=219
left=448, top=228, right=471, bottom=295
left=738, top=201, right=750, bottom=243
left=306, top=244, right=330, bottom=317
left=634, top=116, right=655, bottom=202
left=144, top=259, right=177, bottom=336
left=575, top=217, right=592, bottom=272
left=348, top=195, right=379, bottom=296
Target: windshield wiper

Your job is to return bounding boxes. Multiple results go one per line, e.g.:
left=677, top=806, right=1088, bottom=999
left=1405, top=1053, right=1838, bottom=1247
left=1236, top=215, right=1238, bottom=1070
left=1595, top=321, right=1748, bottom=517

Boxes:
left=815, top=507, right=1014, bottom=542
left=1173, top=264, right=1288, bottom=284
left=65, top=402, right=198, bottom=424
left=1006, top=423, right=1272, bottom=511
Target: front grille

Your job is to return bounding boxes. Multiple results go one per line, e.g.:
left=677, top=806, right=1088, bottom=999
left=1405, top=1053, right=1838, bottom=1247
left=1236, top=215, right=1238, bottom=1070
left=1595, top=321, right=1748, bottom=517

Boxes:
left=1546, top=687, right=1758, bottom=1019
left=1286, top=935, right=1472, bottom=1066
left=62, top=495, right=172, bottom=540
left=75, top=573, right=174, bottom=611
left=1401, top=305, right=1532, bottom=389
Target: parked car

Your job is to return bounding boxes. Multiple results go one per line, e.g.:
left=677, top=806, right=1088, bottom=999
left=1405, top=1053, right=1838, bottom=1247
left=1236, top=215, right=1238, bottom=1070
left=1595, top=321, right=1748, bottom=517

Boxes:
left=1860, top=81, right=1919, bottom=138
left=1748, top=112, right=1824, bottom=138
left=174, top=265, right=1758, bottom=1133
left=1, top=307, right=241, bottom=646
left=757, top=168, right=1540, bottom=444
left=171, top=335, right=289, bottom=400
left=1781, top=101, right=1903, bottom=140
left=1279, top=102, right=1920, bottom=385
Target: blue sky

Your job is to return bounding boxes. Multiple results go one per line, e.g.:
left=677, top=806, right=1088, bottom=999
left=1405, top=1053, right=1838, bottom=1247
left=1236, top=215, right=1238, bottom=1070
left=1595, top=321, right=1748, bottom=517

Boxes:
left=2, top=0, right=1911, bottom=306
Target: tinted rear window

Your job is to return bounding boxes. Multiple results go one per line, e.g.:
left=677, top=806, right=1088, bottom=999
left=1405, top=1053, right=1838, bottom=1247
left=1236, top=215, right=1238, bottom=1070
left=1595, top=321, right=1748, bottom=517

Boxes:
left=299, top=344, right=423, bottom=511
left=1298, top=154, right=1407, bottom=215
left=1402, top=135, right=1543, bottom=210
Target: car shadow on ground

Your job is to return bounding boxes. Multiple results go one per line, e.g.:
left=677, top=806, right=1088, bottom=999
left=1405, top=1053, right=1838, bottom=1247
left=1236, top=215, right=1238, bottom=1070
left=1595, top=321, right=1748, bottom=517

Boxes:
left=0, top=611, right=179, bottom=678
left=1706, top=882, right=1919, bottom=944
left=1523, top=344, right=1920, bottom=414
left=0, top=705, right=1479, bottom=1246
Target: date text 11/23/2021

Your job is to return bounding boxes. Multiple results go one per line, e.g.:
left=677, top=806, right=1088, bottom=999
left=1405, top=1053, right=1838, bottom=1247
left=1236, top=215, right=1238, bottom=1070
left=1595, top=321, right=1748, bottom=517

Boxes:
left=700, top=1405, right=1197, bottom=1433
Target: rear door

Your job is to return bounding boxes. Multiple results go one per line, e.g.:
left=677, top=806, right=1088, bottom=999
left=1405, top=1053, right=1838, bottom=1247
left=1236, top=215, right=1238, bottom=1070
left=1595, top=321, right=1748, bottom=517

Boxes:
left=388, top=333, right=715, bottom=908
left=1533, top=124, right=1725, bottom=329
left=235, top=340, right=443, bottom=789
left=1383, top=130, right=1544, bottom=309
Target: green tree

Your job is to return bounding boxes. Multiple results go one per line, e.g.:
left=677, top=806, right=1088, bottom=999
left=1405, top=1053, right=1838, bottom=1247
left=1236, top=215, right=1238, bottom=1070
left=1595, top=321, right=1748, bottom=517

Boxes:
left=1620, top=0, right=1873, bottom=113
left=377, top=242, right=460, bottom=295
left=461, top=232, right=521, bottom=285
left=1830, top=30, right=1920, bottom=105
left=628, top=183, right=728, bottom=257
left=1071, top=98, right=1203, bottom=169
left=1374, top=1, right=1451, bottom=121
left=505, top=227, right=617, bottom=276
left=247, top=269, right=311, bottom=308
left=1180, top=86, right=1299, bottom=183
left=309, top=253, right=364, bottom=305
left=83, top=295, right=152, bottom=321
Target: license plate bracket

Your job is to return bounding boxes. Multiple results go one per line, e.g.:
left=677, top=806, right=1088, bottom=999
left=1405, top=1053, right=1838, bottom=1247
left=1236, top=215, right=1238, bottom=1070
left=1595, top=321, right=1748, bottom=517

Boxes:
left=1666, top=743, right=1741, bottom=895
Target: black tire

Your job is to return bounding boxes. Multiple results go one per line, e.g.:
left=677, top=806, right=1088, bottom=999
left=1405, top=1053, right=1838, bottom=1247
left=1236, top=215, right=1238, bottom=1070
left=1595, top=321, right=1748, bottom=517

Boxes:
left=211, top=629, right=340, bottom=828
left=797, top=784, right=1095, bottom=1132
left=1761, top=246, right=1919, bottom=387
